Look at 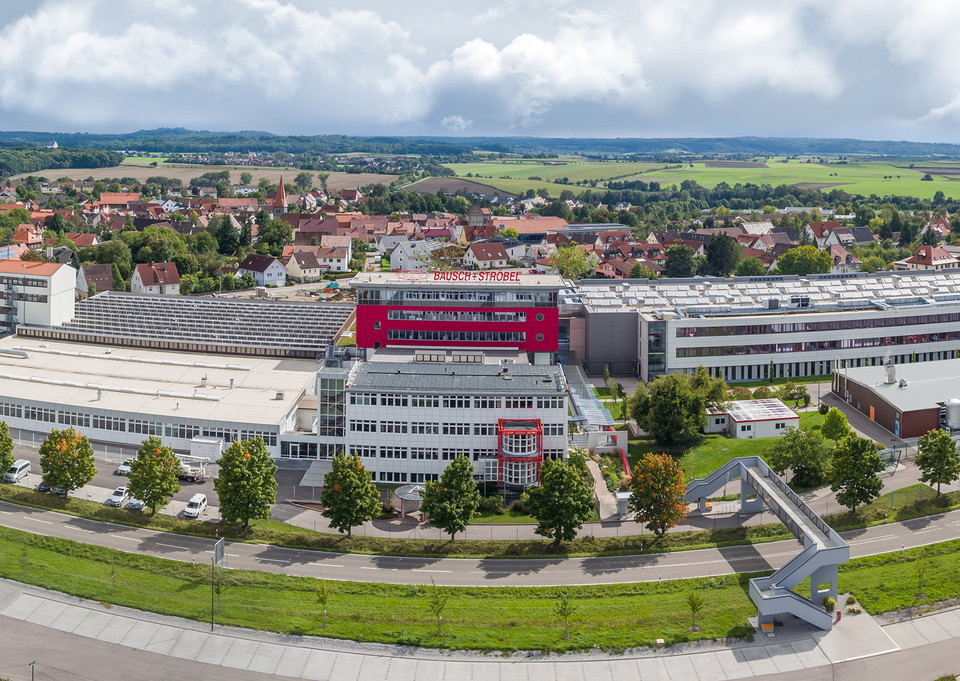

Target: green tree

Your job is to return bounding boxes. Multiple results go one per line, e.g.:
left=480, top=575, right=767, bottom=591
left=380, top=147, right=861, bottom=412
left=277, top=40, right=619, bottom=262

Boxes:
left=821, top=408, right=850, bottom=441
left=704, top=233, right=743, bottom=277
left=554, top=588, right=578, bottom=639
left=778, top=381, right=807, bottom=406
left=294, top=172, right=313, bottom=191
left=420, top=456, right=481, bottom=540
left=629, top=261, right=659, bottom=279
left=776, top=245, right=832, bottom=275
left=39, top=428, right=96, bottom=496
left=631, top=374, right=706, bottom=445
left=127, top=436, right=182, bottom=514
left=0, top=421, right=13, bottom=478
left=551, top=244, right=591, bottom=279
left=916, top=428, right=960, bottom=496
left=764, top=427, right=830, bottom=487
left=686, top=590, right=705, bottom=631
left=317, top=172, right=331, bottom=193
left=830, top=434, right=884, bottom=511
left=628, top=452, right=688, bottom=537
left=316, top=574, right=332, bottom=629
left=526, top=451, right=595, bottom=544
left=603, top=364, right=611, bottom=389
left=239, top=171, right=253, bottom=185
left=664, top=244, right=697, bottom=278
left=320, top=453, right=381, bottom=536
left=735, top=256, right=766, bottom=277
left=427, top=577, right=451, bottom=636
left=214, top=438, right=278, bottom=528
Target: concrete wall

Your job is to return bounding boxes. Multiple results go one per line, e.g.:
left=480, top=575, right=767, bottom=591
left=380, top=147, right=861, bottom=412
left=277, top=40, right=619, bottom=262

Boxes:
left=582, top=308, right=638, bottom=374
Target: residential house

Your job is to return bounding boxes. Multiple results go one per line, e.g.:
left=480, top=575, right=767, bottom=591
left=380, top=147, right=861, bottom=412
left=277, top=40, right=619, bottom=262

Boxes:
left=804, top=221, right=843, bottom=249
left=77, top=264, right=116, bottom=294
left=236, top=253, right=287, bottom=286
left=285, top=250, right=322, bottom=282
left=390, top=240, right=451, bottom=271
left=463, top=242, right=509, bottom=270
left=826, top=244, right=861, bottom=275
left=131, top=262, right=180, bottom=295
left=893, top=245, right=960, bottom=271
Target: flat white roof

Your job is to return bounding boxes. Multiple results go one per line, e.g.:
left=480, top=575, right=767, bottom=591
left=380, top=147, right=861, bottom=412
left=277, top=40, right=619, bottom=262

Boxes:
left=720, top=399, right=798, bottom=423
left=0, top=338, right=316, bottom=426
left=571, top=270, right=960, bottom=318
left=841, top=359, right=960, bottom=414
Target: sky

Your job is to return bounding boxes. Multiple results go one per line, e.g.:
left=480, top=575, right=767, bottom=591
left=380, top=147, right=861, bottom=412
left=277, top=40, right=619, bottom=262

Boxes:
left=3, top=0, right=960, bottom=142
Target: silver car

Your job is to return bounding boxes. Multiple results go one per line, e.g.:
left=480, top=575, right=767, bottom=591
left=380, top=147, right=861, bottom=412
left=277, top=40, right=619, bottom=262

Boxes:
left=105, top=486, right=129, bottom=507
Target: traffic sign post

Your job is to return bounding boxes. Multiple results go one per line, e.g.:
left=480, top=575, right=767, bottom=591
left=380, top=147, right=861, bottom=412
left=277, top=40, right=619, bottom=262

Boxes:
left=211, top=537, right=225, bottom=631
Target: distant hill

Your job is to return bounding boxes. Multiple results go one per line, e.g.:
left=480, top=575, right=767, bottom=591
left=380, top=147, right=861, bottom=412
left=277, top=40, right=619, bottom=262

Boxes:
left=1, top=129, right=959, bottom=158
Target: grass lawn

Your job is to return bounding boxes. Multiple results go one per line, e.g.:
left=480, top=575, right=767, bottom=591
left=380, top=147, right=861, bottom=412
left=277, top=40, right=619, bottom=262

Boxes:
left=0, top=525, right=756, bottom=651
left=474, top=507, right=601, bottom=524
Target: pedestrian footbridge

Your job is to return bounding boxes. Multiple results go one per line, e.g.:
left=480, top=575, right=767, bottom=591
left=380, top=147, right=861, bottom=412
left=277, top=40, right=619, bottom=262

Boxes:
left=685, top=456, right=849, bottom=630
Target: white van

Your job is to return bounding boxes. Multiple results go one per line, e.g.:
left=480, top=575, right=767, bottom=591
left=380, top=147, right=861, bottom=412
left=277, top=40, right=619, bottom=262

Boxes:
left=183, top=493, right=207, bottom=519
left=3, top=459, right=30, bottom=483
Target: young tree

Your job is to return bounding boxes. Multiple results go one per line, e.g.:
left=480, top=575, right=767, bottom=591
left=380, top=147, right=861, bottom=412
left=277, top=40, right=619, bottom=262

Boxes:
left=316, top=574, right=332, bottom=629
left=554, top=588, right=579, bottom=639
left=127, top=436, right=181, bottom=514
left=628, top=453, right=688, bottom=537
left=427, top=577, right=451, bottom=636
left=916, top=428, right=960, bottom=496
left=214, top=438, right=278, bottom=528
left=830, top=434, right=884, bottom=512
left=317, top=172, right=331, bottom=193
left=821, top=408, right=850, bottom=441
left=686, top=590, right=705, bottom=631
left=320, top=453, right=381, bottom=536
left=778, top=381, right=807, bottom=406
left=420, top=455, right=481, bottom=540
left=603, top=364, right=611, bottom=390
left=39, top=428, right=96, bottom=496
left=631, top=374, right=706, bottom=445
left=764, top=427, right=831, bottom=488
left=526, top=451, right=595, bottom=544
left=0, top=421, right=13, bottom=478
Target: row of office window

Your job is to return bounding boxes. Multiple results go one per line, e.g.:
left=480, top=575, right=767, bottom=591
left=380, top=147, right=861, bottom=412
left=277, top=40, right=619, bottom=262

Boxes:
left=348, top=394, right=564, bottom=410
left=350, top=419, right=564, bottom=435
left=676, top=311, right=960, bottom=338
left=387, top=330, right=526, bottom=343
left=676, top=330, right=960, bottom=357
left=387, top=310, right=526, bottom=323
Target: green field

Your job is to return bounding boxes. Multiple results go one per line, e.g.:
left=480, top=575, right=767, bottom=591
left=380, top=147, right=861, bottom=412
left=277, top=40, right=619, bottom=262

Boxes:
left=119, top=156, right=169, bottom=167
left=443, top=156, right=960, bottom=200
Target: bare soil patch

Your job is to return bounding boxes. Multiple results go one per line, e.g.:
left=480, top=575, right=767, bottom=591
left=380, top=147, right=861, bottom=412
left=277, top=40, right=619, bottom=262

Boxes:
left=704, top=161, right=768, bottom=168
left=405, top=176, right=515, bottom=197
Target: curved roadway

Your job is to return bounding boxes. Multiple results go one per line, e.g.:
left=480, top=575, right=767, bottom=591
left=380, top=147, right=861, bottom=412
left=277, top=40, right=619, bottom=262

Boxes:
left=1, top=498, right=957, bottom=587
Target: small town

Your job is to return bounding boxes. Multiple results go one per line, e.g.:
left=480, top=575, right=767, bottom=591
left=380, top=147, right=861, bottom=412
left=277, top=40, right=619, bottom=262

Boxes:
left=3, top=2, right=960, bottom=681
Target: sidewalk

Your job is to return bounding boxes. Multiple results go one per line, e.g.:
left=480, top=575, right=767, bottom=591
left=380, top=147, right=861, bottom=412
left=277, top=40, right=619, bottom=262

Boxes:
left=4, top=578, right=958, bottom=681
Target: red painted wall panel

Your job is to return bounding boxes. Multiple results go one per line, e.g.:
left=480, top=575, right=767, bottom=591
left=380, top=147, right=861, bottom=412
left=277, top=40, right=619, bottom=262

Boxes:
left=356, top=305, right=559, bottom=351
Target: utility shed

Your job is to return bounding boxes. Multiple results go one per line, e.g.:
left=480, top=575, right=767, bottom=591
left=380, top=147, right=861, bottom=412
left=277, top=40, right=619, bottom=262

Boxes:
left=705, top=399, right=799, bottom=439
left=832, top=360, right=957, bottom=439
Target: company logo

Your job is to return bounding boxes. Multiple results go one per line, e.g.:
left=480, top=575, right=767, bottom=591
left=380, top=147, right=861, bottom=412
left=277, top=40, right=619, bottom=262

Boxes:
left=432, top=271, right=521, bottom=282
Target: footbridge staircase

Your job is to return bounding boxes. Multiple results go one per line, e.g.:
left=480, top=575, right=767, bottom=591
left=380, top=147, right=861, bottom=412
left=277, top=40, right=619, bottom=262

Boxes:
left=684, top=456, right=849, bottom=630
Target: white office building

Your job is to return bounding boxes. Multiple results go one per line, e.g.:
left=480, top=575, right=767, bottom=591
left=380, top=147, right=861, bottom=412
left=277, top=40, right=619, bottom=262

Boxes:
left=314, top=349, right=568, bottom=486
left=0, top=260, right=75, bottom=335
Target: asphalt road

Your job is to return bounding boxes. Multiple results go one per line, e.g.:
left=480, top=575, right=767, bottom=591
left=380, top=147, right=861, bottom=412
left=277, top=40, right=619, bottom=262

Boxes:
left=1, top=496, right=958, bottom=587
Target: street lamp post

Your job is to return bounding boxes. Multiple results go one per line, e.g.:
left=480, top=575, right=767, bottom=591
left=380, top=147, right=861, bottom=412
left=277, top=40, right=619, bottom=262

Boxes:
left=29, top=660, right=36, bottom=681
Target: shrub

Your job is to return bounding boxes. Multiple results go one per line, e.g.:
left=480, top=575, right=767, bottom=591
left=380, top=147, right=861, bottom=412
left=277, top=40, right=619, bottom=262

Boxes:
left=845, top=594, right=857, bottom=605
left=478, top=495, right=505, bottom=514
left=822, top=596, right=836, bottom=613
left=752, top=387, right=771, bottom=399
left=818, top=403, right=830, bottom=415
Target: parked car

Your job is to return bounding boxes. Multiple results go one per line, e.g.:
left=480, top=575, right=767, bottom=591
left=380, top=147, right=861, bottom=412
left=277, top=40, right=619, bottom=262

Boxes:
left=105, top=486, right=129, bottom=507
left=183, top=493, right=207, bottom=519
left=115, top=458, right=136, bottom=475
left=3, top=459, right=30, bottom=483
left=37, top=481, right=50, bottom=493
left=126, top=497, right=145, bottom=511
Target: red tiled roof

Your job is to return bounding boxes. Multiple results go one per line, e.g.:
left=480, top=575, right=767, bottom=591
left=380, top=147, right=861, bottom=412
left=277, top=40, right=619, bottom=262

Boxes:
left=135, top=262, right=180, bottom=286
left=0, top=260, right=63, bottom=276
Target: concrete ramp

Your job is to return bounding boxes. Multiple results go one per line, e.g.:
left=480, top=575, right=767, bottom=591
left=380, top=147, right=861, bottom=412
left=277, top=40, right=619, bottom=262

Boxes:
left=684, top=456, right=850, bottom=630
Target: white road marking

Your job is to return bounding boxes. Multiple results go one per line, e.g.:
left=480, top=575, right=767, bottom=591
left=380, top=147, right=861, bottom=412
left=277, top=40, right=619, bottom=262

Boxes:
left=258, top=557, right=289, bottom=564
left=157, top=543, right=191, bottom=551
left=110, top=534, right=138, bottom=542
left=309, top=563, right=343, bottom=568
left=413, top=569, right=452, bottom=574
left=24, top=517, right=51, bottom=525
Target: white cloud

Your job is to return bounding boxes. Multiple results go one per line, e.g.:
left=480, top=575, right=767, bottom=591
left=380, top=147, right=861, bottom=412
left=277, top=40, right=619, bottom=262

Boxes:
left=0, top=0, right=958, bottom=139
left=441, top=115, right=473, bottom=132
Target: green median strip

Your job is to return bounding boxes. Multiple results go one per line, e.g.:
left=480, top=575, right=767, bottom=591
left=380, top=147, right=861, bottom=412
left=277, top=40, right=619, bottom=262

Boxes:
left=3, top=522, right=959, bottom=651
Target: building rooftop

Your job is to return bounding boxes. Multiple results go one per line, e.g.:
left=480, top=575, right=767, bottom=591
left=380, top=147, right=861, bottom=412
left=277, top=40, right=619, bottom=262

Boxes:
left=352, top=270, right=566, bottom=289
left=347, top=359, right=567, bottom=394
left=721, top=399, right=798, bottom=423
left=840, top=359, right=960, bottom=414
left=0, top=337, right=316, bottom=426
left=569, top=269, right=960, bottom=318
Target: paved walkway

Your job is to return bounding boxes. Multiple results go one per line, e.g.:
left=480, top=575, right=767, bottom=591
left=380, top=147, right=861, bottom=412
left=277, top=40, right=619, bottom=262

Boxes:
left=585, top=459, right=619, bottom=519
left=3, top=579, right=960, bottom=681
